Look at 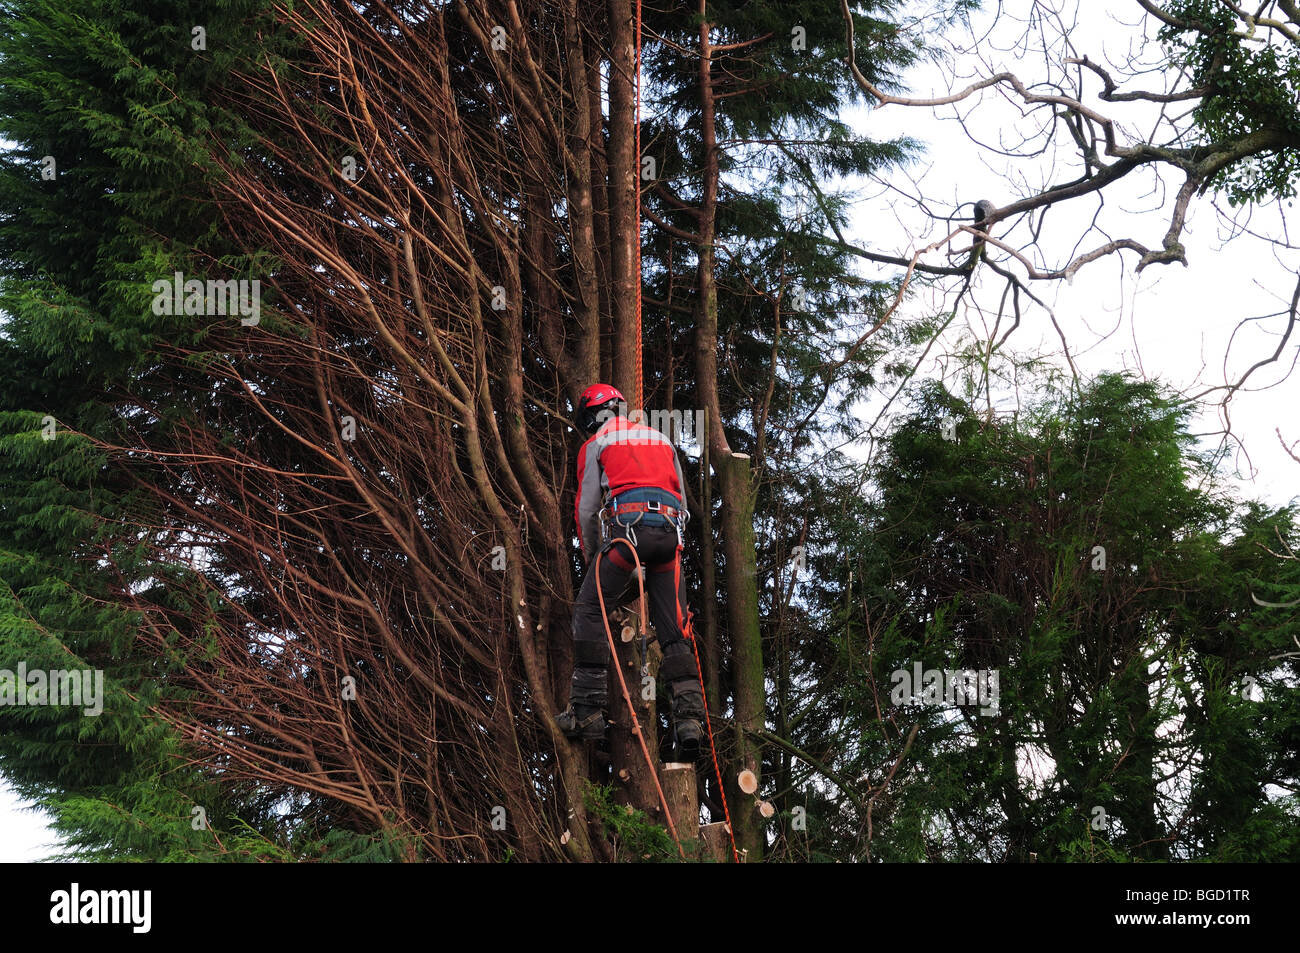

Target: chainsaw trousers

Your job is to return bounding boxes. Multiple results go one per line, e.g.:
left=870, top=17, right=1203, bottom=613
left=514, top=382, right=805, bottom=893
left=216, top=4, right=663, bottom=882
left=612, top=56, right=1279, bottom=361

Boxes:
left=568, top=524, right=701, bottom=714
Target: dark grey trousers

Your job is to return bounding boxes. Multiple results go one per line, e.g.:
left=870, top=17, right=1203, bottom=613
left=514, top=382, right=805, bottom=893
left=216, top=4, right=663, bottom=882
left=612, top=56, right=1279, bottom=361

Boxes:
left=569, top=523, right=700, bottom=712
left=574, top=523, right=687, bottom=653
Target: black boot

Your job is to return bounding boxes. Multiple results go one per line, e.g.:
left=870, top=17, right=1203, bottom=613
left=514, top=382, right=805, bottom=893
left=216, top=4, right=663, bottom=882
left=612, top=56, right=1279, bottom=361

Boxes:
left=557, top=660, right=608, bottom=741
left=671, top=687, right=705, bottom=759
left=661, top=643, right=705, bottom=760
left=556, top=702, right=607, bottom=740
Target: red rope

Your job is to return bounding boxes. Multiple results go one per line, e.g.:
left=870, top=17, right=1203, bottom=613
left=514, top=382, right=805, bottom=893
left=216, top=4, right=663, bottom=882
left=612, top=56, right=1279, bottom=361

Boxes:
left=633, top=0, right=644, bottom=410
left=674, top=548, right=741, bottom=863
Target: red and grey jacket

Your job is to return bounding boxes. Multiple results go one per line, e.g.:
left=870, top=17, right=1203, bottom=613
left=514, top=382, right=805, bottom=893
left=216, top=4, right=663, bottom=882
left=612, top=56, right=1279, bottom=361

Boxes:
left=575, top=415, right=687, bottom=559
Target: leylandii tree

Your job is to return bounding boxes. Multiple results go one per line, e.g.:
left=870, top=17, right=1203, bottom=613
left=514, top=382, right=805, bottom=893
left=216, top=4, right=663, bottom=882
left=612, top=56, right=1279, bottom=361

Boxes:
left=793, top=373, right=1300, bottom=861
left=156, top=0, right=976, bottom=860
left=0, top=0, right=412, bottom=859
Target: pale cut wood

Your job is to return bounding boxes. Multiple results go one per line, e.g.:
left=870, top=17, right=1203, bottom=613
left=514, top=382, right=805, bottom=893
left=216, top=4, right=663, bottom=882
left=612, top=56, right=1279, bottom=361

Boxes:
left=698, top=821, right=731, bottom=862
left=661, top=761, right=698, bottom=845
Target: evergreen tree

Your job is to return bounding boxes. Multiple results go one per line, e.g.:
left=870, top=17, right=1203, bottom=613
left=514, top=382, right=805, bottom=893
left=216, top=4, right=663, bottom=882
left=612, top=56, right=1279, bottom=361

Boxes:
left=797, top=373, right=1300, bottom=860
left=0, top=0, right=403, bottom=860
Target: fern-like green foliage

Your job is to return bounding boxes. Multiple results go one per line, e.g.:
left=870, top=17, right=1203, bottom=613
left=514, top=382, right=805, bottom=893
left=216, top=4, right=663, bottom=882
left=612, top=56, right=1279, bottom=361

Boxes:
left=0, top=0, right=321, bottom=861
left=793, top=373, right=1300, bottom=861
left=583, top=781, right=728, bottom=863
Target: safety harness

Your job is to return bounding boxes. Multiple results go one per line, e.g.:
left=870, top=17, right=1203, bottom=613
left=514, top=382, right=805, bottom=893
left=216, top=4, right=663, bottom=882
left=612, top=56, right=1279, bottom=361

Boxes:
left=600, top=490, right=688, bottom=550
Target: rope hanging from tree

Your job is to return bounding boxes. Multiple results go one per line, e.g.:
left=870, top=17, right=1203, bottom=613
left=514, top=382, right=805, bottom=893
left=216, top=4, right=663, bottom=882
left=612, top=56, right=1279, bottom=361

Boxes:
left=634, top=0, right=644, bottom=410
left=630, top=3, right=740, bottom=862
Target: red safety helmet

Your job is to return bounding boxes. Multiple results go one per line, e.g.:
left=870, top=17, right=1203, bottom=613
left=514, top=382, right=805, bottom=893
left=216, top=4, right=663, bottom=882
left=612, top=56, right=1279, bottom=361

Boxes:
left=578, top=383, right=625, bottom=433
left=580, top=383, right=624, bottom=408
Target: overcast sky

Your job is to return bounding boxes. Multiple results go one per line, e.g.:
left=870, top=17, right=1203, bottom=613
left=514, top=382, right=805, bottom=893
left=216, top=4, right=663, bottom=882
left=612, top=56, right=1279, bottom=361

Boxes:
left=849, top=0, right=1299, bottom=507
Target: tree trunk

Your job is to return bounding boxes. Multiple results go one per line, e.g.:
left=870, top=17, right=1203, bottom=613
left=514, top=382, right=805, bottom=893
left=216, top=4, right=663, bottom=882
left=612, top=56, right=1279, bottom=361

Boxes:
left=700, top=418, right=721, bottom=724
left=694, top=8, right=765, bottom=859
left=607, top=0, right=641, bottom=404
left=699, top=821, right=736, bottom=862
left=608, top=600, right=663, bottom=817
left=661, top=761, right=699, bottom=849
left=562, top=0, right=601, bottom=385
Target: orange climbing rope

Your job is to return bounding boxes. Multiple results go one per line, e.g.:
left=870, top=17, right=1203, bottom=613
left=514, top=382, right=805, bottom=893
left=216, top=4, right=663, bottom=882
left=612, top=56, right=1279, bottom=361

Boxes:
left=624, top=2, right=740, bottom=864
left=592, top=535, right=743, bottom=863
left=674, top=548, right=742, bottom=864
left=633, top=0, right=644, bottom=410
left=595, top=538, right=740, bottom=863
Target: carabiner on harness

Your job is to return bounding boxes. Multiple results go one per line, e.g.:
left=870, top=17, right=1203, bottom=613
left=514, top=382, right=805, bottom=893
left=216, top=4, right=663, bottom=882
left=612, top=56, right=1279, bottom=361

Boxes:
left=672, top=505, right=689, bottom=549
left=602, top=502, right=643, bottom=548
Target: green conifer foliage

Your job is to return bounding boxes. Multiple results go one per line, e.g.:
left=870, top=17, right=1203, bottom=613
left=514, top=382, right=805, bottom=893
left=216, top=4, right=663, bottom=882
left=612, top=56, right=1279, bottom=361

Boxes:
left=798, top=374, right=1299, bottom=861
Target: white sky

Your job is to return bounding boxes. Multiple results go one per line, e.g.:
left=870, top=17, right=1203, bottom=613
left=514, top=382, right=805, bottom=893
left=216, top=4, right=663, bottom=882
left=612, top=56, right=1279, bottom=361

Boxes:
left=848, top=0, right=1300, bottom=508
left=0, top=783, right=58, bottom=862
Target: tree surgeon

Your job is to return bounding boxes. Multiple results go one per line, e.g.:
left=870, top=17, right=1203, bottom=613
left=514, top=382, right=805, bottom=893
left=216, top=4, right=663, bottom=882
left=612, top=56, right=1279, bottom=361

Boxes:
left=556, top=383, right=708, bottom=759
